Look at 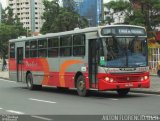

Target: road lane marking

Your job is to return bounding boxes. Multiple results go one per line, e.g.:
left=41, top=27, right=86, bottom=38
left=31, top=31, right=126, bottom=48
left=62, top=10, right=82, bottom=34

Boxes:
left=6, top=110, right=25, bottom=114
left=110, top=98, right=119, bottom=101
left=29, top=98, right=56, bottom=104
left=0, top=79, right=16, bottom=83
left=31, top=115, right=53, bottom=121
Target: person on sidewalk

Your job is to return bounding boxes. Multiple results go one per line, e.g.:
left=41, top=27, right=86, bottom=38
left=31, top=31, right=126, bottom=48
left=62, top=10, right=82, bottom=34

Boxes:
left=2, top=59, right=7, bottom=71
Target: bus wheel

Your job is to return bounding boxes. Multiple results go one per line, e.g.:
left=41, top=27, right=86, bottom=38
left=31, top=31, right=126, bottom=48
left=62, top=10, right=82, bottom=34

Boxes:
left=157, top=70, right=160, bottom=77
left=117, top=88, right=130, bottom=96
left=26, top=73, right=42, bottom=90
left=76, top=75, right=87, bottom=96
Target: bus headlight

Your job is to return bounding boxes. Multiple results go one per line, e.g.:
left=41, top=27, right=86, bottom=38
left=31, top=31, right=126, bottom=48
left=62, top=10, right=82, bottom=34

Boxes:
left=144, top=76, right=148, bottom=80
left=105, top=77, right=115, bottom=83
left=105, top=77, right=110, bottom=82
left=110, top=78, right=114, bottom=82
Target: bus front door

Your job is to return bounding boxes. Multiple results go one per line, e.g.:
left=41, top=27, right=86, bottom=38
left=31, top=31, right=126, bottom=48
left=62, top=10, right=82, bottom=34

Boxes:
left=17, top=47, right=24, bottom=82
left=89, top=39, right=98, bottom=88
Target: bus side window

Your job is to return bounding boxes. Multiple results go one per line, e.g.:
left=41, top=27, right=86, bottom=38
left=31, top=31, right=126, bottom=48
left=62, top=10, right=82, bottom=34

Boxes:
left=60, top=36, right=72, bottom=57
left=30, top=41, right=38, bottom=57
left=25, top=41, right=30, bottom=58
left=48, top=37, right=59, bottom=57
left=73, top=34, right=85, bottom=56
left=10, top=43, right=15, bottom=58
left=38, top=39, right=47, bottom=57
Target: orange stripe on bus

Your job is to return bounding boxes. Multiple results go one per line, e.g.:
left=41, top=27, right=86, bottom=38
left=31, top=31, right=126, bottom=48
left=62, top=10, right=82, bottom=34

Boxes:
left=41, top=58, right=50, bottom=85
left=59, top=60, right=83, bottom=87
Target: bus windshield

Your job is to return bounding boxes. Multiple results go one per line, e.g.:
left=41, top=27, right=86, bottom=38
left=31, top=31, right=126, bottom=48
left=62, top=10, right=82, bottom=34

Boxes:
left=100, top=37, right=148, bottom=68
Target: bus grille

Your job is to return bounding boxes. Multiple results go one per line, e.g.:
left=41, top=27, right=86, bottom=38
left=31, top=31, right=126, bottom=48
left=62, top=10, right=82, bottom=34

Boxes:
left=111, top=74, right=142, bottom=83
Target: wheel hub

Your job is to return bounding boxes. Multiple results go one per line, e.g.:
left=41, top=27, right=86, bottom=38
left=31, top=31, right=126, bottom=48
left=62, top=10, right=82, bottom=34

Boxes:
left=79, top=81, right=85, bottom=90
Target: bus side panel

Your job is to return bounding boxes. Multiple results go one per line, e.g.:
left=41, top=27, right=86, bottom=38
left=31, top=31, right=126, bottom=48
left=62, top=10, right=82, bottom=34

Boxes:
left=23, top=58, right=50, bottom=85
left=59, top=57, right=88, bottom=88
left=47, top=58, right=60, bottom=86
left=9, top=59, right=17, bottom=81
left=47, top=72, right=60, bottom=87
left=59, top=58, right=82, bottom=88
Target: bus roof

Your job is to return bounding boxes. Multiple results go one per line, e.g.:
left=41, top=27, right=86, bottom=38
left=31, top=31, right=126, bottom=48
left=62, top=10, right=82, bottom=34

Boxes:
left=9, top=25, right=146, bottom=43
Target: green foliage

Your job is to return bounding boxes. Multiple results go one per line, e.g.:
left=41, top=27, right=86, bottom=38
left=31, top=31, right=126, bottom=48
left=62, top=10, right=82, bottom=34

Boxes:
left=105, top=0, right=131, bottom=12
left=63, top=0, right=75, bottom=11
left=1, top=7, right=14, bottom=25
left=40, top=0, right=88, bottom=34
left=104, top=0, right=132, bottom=25
left=0, top=7, right=27, bottom=57
left=51, top=8, right=88, bottom=32
left=125, top=10, right=145, bottom=26
left=104, top=0, right=160, bottom=31
left=40, top=0, right=59, bottom=34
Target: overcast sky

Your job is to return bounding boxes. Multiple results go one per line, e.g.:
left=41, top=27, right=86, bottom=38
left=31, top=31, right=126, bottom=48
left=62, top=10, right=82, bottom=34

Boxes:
left=0, top=0, right=7, bottom=8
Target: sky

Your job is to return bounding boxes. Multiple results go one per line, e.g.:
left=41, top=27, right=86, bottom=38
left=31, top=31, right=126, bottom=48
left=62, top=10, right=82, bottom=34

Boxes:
left=0, top=0, right=7, bottom=8
left=0, top=0, right=6, bottom=8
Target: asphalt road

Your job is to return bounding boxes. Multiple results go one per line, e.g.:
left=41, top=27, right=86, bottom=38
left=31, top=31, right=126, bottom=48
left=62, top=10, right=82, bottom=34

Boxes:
left=0, top=78, right=160, bottom=121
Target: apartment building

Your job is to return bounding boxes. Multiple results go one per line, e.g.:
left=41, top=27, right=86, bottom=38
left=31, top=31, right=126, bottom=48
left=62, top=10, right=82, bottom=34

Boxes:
left=7, top=0, right=44, bottom=32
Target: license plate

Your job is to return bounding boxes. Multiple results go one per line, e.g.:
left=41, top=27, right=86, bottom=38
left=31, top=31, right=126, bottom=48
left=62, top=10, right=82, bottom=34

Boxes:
left=125, top=83, right=133, bottom=87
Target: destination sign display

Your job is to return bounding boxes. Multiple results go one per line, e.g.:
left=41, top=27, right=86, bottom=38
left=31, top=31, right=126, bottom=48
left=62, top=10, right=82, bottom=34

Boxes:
left=101, top=26, right=146, bottom=36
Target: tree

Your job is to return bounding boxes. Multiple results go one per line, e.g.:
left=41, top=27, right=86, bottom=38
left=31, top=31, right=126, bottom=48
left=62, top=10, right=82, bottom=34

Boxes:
left=40, top=0, right=88, bottom=34
left=104, top=0, right=132, bottom=24
left=62, top=0, right=75, bottom=11
left=1, top=7, right=15, bottom=25
left=50, top=8, right=88, bottom=32
left=104, top=0, right=160, bottom=31
left=40, top=0, right=59, bottom=34
left=0, top=7, right=27, bottom=58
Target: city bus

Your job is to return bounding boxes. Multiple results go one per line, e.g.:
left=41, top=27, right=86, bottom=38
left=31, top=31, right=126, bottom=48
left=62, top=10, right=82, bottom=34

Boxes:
left=9, top=25, right=150, bottom=96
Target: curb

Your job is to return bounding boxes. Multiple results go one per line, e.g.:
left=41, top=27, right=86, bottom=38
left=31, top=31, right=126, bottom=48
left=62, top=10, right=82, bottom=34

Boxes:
left=0, top=77, right=9, bottom=80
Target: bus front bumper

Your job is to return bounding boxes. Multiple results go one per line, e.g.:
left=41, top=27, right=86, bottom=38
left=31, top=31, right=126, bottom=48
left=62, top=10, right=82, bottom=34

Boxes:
left=98, top=79, right=150, bottom=91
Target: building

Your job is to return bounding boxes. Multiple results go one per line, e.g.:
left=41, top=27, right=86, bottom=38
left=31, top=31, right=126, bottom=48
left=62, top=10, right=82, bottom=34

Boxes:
left=7, top=0, right=44, bottom=33
left=0, top=2, right=2, bottom=24
left=63, top=0, right=103, bottom=26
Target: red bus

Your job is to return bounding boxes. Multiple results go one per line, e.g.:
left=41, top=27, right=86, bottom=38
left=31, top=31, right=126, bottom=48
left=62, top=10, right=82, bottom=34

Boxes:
left=9, top=25, right=150, bottom=96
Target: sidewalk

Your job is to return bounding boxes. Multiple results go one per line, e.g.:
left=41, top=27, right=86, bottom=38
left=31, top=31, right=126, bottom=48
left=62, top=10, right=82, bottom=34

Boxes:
left=0, top=71, right=159, bottom=94
left=0, top=70, right=9, bottom=79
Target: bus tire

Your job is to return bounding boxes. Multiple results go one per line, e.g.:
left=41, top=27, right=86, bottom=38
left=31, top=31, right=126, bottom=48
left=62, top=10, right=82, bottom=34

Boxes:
left=157, top=70, right=160, bottom=77
left=26, top=73, right=42, bottom=90
left=117, top=88, right=130, bottom=96
left=76, top=75, right=87, bottom=96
